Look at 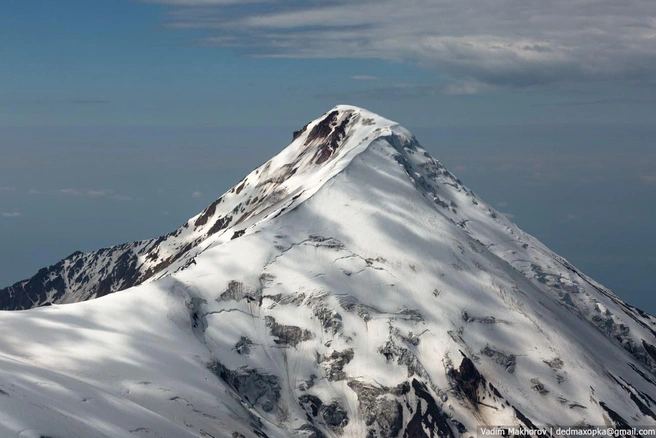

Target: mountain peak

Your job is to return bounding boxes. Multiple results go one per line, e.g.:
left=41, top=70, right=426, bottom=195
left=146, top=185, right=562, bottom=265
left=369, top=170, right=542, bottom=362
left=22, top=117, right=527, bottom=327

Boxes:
left=290, top=105, right=399, bottom=164
left=0, top=105, right=414, bottom=308
left=2, top=105, right=656, bottom=436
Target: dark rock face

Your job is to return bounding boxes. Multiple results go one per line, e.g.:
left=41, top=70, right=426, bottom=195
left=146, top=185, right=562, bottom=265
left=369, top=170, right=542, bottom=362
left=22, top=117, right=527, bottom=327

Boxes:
left=95, top=250, right=140, bottom=298
left=305, top=111, right=338, bottom=145
left=450, top=356, right=485, bottom=405
left=0, top=245, right=147, bottom=310
left=346, top=380, right=409, bottom=437
left=264, top=316, right=313, bottom=347
left=404, top=379, right=456, bottom=438
left=480, top=345, right=516, bottom=373
left=235, top=336, right=253, bottom=355
left=207, top=215, right=233, bottom=236
left=321, top=401, right=349, bottom=431
left=208, top=360, right=280, bottom=413
left=374, top=398, right=403, bottom=437
left=303, top=111, right=352, bottom=165
left=0, top=264, right=67, bottom=310
left=307, top=294, right=343, bottom=335
left=347, top=381, right=386, bottom=426
left=231, top=230, right=246, bottom=240
left=195, top=197, right=222, bottom=227
left=512, top=406, right=539, bottom=429
left=218, top=280, right=262, bottom=303
left=299, top=394, right=323, bottom=417
left=599, top=402, right=631, bottom=428
left=293, top=123, right=309, bottom=141
left=643, top=340, right=656, bottom=363
left=321, top=349, right=354, bottom=381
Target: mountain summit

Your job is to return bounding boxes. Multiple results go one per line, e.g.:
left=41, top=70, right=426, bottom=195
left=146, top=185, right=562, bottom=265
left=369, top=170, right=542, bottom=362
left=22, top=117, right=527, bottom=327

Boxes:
left=1, top=106, right=656, bottom=437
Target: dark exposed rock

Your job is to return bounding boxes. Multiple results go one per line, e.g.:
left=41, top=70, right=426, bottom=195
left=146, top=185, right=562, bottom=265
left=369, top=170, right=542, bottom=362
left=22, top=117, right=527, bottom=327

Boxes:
left=404, top=379, right=456, bottom=438
left=218, top=280, right=262, bottom=303
left=195, top=197, right=222, bottom=227
left=379, top=340, right=427, bottom=378
left=208, top=360, right=280, bottom=412
left=307, top=234, right=345, bottom=250
left=543, top=357, right=564, bottom=370
left=392, top=381, right=411, bottom=396
left=321, top=349, right=354, bottom=381
left=306, top=295, right=343, bottom=335
left=481, top=345, right=516, bottom=373
left=299, top=394, right=323, bottom=417
left=293, top=123, right=309, bottom=141
left=232, top=433, right=246, bottom=438
left=231, top=230, right=246, bottom=240
left=530, top=378, right=549, bottom=395
left=265, top=316, right=313, bottom=347
left=0, top=262, right=68, bottom=310
left=374, top=398, right=403, bottom=437
left=489, top=383, right=503, bottom=399
left=95, top=250, right=140, bottom=298
left=304, top=111, right=352, bottom=165
left=450, top=355, right=485, bottom=404
left=235, top=336, right=253, bottom=355
left=400, top=309, right=423, bottom=323
left=628, top=363, right=656, bottom=387
left=321, top=401, right=349, bottom=431
left=207, top=215, right=233, bottom=236
left=512, top=406, right=540, bottom=429
left=305, top=111, right=338, bottom=145
left=461, top=310, right=499, bottom=324
left=643, top=340, right=656, bottom=363
left=266, top=292, right=306, bottom=307
left=340, top=296, right=373, bottom=322
left=299, top=374, right=317, bottom=392
left=599, top=402, right=631, bottom=428
left=347, top=381, right=386, bottom=426
left=608, top=373, right=656, bottom=420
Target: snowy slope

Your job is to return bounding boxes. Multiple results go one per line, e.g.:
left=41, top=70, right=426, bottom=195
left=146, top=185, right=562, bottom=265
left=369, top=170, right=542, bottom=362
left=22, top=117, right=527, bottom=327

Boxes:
left=1, top=105, right=655, bottom=437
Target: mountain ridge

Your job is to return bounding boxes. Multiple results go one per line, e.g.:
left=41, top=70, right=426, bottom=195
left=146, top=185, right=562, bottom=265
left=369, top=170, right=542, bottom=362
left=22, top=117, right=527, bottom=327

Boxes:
left=0, top=105, right=397, bottom=309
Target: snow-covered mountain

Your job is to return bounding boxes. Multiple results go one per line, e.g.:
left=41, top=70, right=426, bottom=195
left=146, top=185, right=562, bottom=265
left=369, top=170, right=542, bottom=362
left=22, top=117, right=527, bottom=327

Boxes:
left=1, top=105, right=656, bottom=438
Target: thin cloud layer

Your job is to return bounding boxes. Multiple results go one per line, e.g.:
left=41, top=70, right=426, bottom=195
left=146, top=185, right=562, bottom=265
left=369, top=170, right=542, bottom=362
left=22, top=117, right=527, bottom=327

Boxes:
left=146, top=0, right=656, bottom=88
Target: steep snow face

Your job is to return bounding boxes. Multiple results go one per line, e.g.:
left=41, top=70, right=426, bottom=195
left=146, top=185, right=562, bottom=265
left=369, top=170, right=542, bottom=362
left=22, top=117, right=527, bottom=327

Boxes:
left=1, top=105, right=656, bottom=437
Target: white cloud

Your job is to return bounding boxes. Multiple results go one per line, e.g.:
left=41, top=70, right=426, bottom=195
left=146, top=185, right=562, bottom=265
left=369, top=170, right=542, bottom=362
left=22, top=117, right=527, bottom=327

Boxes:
left=352, top=75, right=378, bottom=81
left=59, top=188, right=107, bottom=197
left=28, top=188, right=134, bottom=199
left=192, top=191, right=203, bottom=198
left=144, top=0, right=656, bottom=88
left=2, top=211, right=21, bottom=218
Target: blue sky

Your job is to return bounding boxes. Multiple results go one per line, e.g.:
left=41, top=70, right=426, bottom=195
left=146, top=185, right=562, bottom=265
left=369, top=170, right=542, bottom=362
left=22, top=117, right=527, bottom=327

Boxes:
left=1, top=0, right=655, bottom=311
